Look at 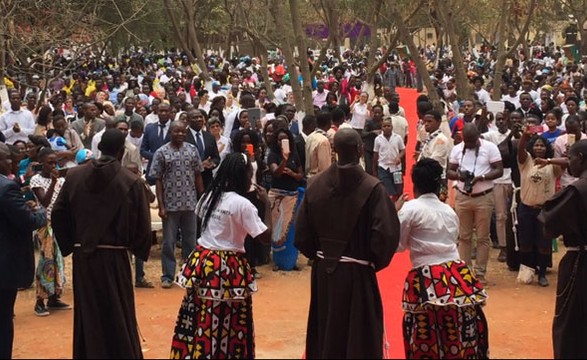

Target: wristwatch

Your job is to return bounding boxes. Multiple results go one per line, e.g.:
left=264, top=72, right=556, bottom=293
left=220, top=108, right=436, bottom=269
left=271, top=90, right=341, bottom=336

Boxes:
left=547, top=158, right=552, bottom=164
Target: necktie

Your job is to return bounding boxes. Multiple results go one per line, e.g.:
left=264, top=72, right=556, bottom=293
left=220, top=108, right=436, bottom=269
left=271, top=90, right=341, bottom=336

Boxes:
left=195, top=131, right=204, bottom=158
left=158, top=123, right=165, bottom=143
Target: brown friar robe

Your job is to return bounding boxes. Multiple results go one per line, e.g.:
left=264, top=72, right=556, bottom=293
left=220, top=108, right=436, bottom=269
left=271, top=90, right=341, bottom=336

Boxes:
left=52, top=158, right=151, bottom=359
left=539, top=178, right=587, bottom=359
left=294, top=163, right=400, bottom=359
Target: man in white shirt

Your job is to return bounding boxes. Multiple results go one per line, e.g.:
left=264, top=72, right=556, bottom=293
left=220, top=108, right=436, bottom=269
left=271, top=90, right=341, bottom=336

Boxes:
left=447, top=123, right=503, bottom=284
left=481, top=113, right=512, bottom=262
left=373, top=118, right=405, bottom=200
left=0, top=90, right=35, bottom=145
left=312, top=81, right=328, bottom=109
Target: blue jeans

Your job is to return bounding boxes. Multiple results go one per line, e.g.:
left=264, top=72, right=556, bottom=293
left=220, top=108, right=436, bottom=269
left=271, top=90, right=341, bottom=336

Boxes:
left=161, top=211, right=197, bottom=282
left=377, top=166, right=403, bottom=196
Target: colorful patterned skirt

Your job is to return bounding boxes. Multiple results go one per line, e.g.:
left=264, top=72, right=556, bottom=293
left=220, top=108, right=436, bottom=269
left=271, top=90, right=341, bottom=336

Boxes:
left=170, top=246, right=257, bottom=359
left=402, top=260, right=489, bottom=359
left=35, top=223, right=66, bottom=299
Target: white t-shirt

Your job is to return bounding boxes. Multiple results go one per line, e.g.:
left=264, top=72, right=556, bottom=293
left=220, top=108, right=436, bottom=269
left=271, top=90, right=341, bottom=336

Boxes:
left=482, top=130, right=511, bottom=184
left=197, top=191, right=267, bottom=253
left=449, top=139, right=502, bottom=194
left=374, top=132, right=405, bottom=172
left=350, top=103, right=369, bottom=129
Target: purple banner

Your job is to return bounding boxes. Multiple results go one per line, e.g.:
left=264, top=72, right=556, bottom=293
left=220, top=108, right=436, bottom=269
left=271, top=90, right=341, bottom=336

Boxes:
left=306, top=22, right=371, bottom=40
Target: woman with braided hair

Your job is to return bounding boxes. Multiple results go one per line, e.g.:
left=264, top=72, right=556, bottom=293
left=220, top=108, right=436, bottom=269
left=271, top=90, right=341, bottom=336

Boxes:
left=396, top=158, right=489, bottom=359
left=170, top=152, right=271, bottom=359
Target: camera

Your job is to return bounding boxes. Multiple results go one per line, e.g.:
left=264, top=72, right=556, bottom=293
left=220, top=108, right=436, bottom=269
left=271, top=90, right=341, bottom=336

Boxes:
left=460, top=170, right=475, bottom=193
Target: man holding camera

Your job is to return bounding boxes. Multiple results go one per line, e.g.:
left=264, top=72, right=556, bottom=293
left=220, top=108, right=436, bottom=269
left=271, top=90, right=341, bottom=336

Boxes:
left=447, top=123, right=503, bottom=285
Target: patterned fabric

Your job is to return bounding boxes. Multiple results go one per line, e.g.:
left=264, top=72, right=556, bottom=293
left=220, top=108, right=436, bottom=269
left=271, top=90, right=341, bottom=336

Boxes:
left=403, top=304, right=489, bottom=359
left=149, top=142, right=203, bottom=212
left=402, top=260, right=489, bottom=359
left=268, top=188, right=298, bottom=248
left=402, top=260, right=488, bottom=313
left=171, top=246, right=256, bottom=359
left=175, top=246, right=257, bottom=300
left=36, top=223, right=66, bottom=299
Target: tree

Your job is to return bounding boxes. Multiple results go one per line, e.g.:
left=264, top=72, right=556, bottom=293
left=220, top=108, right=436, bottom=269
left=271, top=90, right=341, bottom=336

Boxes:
left=163, top=0, right=210, bottom=79
left=289, top=0, right=315, bottom=114
left=492, top=0, right=537, bottom=100
left=0, top=0, right=152, bottom=103
left=430, top=0, right=473, bottom=100
left=270, top=0, right=304, bottom=111
left=560, top=0, right=587, bottom=56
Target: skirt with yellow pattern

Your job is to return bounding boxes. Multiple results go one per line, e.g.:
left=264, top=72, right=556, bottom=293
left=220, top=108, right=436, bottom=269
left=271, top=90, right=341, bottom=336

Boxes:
left=402, top=260, right=489, bottom=359
left=170, top=246, right=257, bottom=359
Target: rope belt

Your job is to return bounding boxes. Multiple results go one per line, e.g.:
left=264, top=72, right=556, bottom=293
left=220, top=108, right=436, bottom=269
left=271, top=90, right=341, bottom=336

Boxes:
left=74, top=244, right=129, bottom=250
left=565, top=246, right=585, bottom=252
left=316, top=251, right=375, bottom=269
left=511, top=186, right=520, bottom=251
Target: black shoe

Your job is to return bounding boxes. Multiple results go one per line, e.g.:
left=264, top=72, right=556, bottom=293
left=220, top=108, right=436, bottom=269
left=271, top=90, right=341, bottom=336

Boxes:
left=34, top=302, right=50, bottom=317
left=47, top=299, right=72, bottom=310
left=135, top=278, right=155, bottom=288
left=497, top=249, right=507, bottom=263
left=538, top=276, right=549, bottom=287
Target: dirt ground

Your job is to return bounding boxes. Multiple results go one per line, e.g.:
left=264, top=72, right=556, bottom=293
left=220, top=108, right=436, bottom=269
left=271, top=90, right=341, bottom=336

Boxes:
left=12, top=242, right=559, bottom=359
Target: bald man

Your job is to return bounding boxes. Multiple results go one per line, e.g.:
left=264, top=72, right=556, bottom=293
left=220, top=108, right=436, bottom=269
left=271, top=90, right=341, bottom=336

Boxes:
left=295, top=128, right=400, bottom=358
left=149, top=121, right=204, bottom=289
left=0, top=142, right=47, bottom=358
left=52, top=129, right=151, bottom=358
left=447, top=123, right=503, bottom=285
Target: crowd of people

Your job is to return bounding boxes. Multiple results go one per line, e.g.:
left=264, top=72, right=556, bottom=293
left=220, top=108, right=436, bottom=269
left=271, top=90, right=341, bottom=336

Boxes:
left=1, top=39, right=587, bottom=359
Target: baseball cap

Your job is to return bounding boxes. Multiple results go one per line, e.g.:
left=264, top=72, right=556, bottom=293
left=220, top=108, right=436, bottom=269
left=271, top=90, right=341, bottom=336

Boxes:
left=75, top=149, right=94, bottom=164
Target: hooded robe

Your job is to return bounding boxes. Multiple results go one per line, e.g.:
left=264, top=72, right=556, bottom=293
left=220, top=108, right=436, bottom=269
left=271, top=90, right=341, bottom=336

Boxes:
left=294, top=163, right=400, bottom=359
left=52, top=158, right=151, bottom=359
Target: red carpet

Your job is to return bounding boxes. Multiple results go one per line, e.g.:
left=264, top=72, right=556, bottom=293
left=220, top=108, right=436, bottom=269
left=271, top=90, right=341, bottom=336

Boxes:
left=377, top=87, right=419, bottom=359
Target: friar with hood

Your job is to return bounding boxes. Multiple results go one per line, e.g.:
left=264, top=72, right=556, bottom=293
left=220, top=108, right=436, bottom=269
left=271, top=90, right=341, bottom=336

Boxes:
left=52, top=128, right=151, bottom=359
left=294, top=128, right=400, bottom=359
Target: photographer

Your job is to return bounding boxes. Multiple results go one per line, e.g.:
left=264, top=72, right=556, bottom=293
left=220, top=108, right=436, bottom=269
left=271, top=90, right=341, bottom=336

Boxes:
left=447, top=123, right=503, bottom=285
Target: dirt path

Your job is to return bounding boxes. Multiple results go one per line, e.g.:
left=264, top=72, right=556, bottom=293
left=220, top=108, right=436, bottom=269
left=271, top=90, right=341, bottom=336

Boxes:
left=12, top=245, right=557, bottom=359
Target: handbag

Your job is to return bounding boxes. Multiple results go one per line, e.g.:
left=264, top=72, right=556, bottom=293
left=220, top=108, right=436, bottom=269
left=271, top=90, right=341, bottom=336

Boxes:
left=517, top=264, right=535, bottom=284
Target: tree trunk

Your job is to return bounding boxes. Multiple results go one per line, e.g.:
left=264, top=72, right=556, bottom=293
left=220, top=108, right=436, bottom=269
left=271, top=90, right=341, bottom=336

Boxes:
left=364, top=0, right=383, bottom=88
left=393, top=8, right=442, bottom=111
left=289, top=0, right=314, bottom=114
left=433, top=0, right=472, bottom=100
left=182, top=1, right=209, bottom=80
left=255, top=38, right=275, bottom=100
left=491, top=0, right=509, bottom=101
left=164, top=0, right=196, bottom=65
left=493, top=0, right=537, bottom=100
left=271, top=0, right=303, bottom=110
left=0, top=23, right=5, bottom=87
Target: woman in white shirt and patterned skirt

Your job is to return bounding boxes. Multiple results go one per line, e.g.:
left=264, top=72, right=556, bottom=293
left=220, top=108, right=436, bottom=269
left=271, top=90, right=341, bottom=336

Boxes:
left=170, top=153, right=271, bottom=359
left=396, top=158, right=489, bottom=359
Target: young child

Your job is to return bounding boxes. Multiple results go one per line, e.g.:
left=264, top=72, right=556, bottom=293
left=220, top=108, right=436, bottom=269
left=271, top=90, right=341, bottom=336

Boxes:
left=542, top=110, right=564, bottom=144
left=373, top=117, right=406, bottom=201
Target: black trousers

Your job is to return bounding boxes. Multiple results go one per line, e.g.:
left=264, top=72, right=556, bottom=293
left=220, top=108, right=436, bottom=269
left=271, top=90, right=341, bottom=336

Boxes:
left=0, top=288, right=18, bottom=359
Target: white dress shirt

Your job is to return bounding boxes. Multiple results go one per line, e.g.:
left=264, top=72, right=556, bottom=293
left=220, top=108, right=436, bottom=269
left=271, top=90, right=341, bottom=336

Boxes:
left=398, top=193, right=461, bottom=268
left=0, top=109, right=36, bottom=144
